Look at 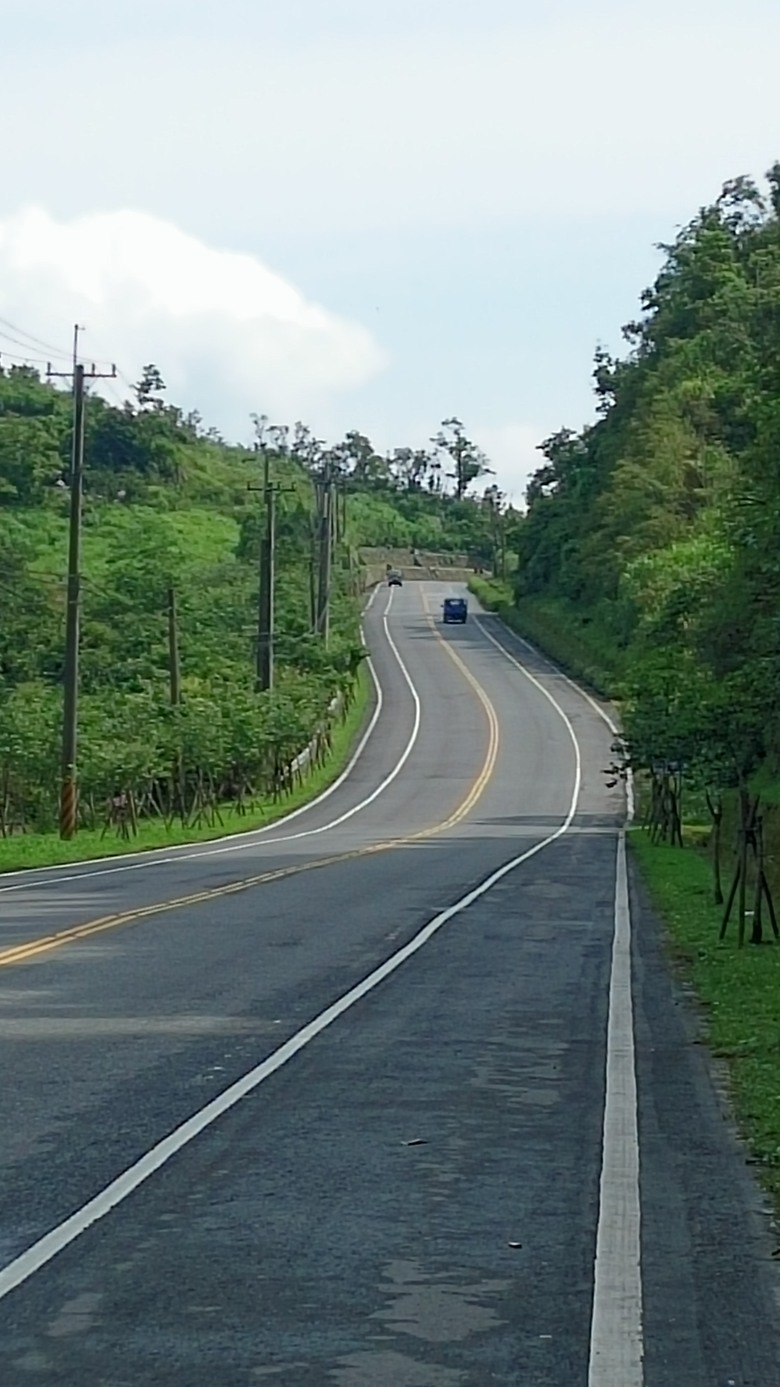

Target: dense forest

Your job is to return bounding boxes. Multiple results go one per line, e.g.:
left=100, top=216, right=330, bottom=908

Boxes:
left=0, top=358, right=509, bottom=837
left=503, top=164, right=780, bottom=936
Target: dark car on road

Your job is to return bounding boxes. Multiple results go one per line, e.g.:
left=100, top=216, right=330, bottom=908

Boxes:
left=442, top=597, right=468, bottom=623
left=387, top=571, right=403, bottom=587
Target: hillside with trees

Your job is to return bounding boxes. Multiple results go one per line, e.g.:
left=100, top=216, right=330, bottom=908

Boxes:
left=0, top=360, right=511, bottom=847
left=468, top=169, right=780, bottom=1200
left=483, top=163, right=780, bottom=939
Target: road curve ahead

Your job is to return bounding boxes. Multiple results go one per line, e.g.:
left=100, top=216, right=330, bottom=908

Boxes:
left=0, top=583, right=778, bottom=1386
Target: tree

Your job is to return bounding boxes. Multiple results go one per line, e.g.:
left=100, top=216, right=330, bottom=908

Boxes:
left=388, top=446, right=432, bottom=492
left=331, top=431, right=391, bottom=488
left=134, top=364, right=166, bottom=411
left=430, top=418, right=492, bottom=499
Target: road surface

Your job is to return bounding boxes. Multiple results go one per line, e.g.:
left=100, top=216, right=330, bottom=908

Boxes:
left=0, top=582, right=777, bottom=1386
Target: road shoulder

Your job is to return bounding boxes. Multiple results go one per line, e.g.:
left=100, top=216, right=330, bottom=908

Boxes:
left=629, top=849, right=780, bottom=1385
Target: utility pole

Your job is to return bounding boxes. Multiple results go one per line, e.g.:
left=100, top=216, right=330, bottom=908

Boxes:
left=167, top=585, right=181, bottom=706
left=249, top=448, right=293, bottom=691
left=500, top=512, right=507, bottom=579
left=313, top=464, right=350, bottom=640
left=167, top=584, right=185, bottom=819
left=309, top=516, right=318, bottom=631
left=48, top=329, right=116, bottom=840
left=314, top=463, right=334, bottom=645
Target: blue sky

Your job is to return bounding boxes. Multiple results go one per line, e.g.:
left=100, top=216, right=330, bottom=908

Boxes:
left=0, top=0, right=778, bottom=501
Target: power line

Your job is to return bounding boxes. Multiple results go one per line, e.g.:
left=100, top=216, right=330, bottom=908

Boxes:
left=0, top=315, right=114, bottom=369
left=97, top=363, right=135, bottom=395
left=0, top=350, right=55, bottom=369
left=0, top=329, right=73, bottom=363
left=0, top=353, right=131, bottom=414
left=67, top=324, right=136, bottom=391
left=0, top=315, right=74, bottom=361
left=101, top=378, right=132, bottom=411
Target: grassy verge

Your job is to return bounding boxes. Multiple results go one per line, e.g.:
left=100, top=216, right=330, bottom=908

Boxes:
left=0, top=664, right=372, bottom=874
left=630, top=828, right=780, bottom=1209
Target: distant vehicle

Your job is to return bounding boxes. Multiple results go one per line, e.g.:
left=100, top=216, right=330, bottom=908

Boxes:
left=387, top=571, right=403, bottom=587
left=442, top=596, right=468, bottom=624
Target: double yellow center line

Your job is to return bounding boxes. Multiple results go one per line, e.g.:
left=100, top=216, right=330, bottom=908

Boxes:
left=0, top=595, right=498, bottom=969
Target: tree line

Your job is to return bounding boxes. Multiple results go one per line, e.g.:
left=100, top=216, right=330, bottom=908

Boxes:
left=0, top=361, right=510, bottom=836
left=514, top=164, right=780, bottom=943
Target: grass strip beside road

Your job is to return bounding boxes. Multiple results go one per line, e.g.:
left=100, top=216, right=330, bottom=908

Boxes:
left=630, top=828, right=780, bottom=1211
left=0, top=666, right=371, bottom=875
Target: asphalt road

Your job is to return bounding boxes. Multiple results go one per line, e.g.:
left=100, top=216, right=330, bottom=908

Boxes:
left=0, top=582, right=778, bottom=1386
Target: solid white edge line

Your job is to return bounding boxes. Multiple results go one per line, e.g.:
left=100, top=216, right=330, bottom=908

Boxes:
left=472, top=616, right=584, bottom=775
left=0, top=588, right=416, bottom=895
left=476, top=610, right=635, bottom=822
left=236, top=589, right=423, bottom=844
left=588, top=834, right=643, bottom=1386
left=0, top=601, right=584, bottom=1304
left=473, top=611, right=643, bottom=1384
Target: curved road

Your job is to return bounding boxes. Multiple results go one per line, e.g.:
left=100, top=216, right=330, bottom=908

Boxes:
left=0, top=583, right=777, bottom=1385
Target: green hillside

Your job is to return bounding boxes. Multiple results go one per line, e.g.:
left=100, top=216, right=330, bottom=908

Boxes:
left=0, top=371, right=509, bottom=861
left=501, top=166, right=780, bottom=854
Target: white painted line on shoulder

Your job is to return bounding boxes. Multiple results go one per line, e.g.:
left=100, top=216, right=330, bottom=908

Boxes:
left=471, top=614, right=642, bottom=1382
left=476, top=611, right=635, bottom=821
left=472, top=616, right=584, bottom=769
left=250, top=588, right=422, bottom=843
left=0, top=614, right=583, bottom=1304
left=588, top=833, right=643, bottom=1385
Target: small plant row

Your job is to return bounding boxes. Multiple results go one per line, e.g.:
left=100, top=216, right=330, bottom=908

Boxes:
left=0, top=666, right=363, bottom=838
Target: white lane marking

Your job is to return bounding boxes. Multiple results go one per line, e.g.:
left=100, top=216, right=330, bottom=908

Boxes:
left=588, top=834, right=643, bottom=1385
left=0, top=589, right=420, bottom=895
left=473, top=615, right=642, bottom=1383
left=250, top=590, right=422, bottom=844
left=0, top=625, right=583, bottom=1304
left=472, top=617, right=584, bottom=777
left=477, top=612, right=635, bottom=820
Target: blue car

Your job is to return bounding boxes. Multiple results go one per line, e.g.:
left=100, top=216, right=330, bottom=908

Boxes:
left=442, top=597, right=468, bottom=624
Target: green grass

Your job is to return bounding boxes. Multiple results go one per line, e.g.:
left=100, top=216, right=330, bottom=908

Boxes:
left=630, top=828, right=780, bottom=1209
left=0, top=664, right=371, bottom=874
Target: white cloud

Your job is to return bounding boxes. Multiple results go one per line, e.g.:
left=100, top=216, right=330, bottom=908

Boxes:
left=475, top=422, right=546, bottom=508
left=0, top=207, right=387, bottom=438
left=1, top=4, right=777, bottom=461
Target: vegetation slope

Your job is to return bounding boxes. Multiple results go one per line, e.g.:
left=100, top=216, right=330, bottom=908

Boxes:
left=0, top=368, right=508, bottom=849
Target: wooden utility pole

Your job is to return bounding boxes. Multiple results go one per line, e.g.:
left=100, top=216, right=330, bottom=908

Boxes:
left=167, top=585, right=181, bottom=706
left=500, top=512, right=507, bottom=579
left=314, top=464, right=334, bottom=645
left=258, top=448, right=275, bottom=691
left=48, top=329, right=116, bottom=840
left=249, top=448, right=293, bottom=691
left=309, top=516, right=318, bottom=631
left=167, top=584, right=185, bottom=819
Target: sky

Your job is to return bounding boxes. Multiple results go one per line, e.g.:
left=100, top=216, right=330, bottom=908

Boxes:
left=0, top=0, right=778, bottom=504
